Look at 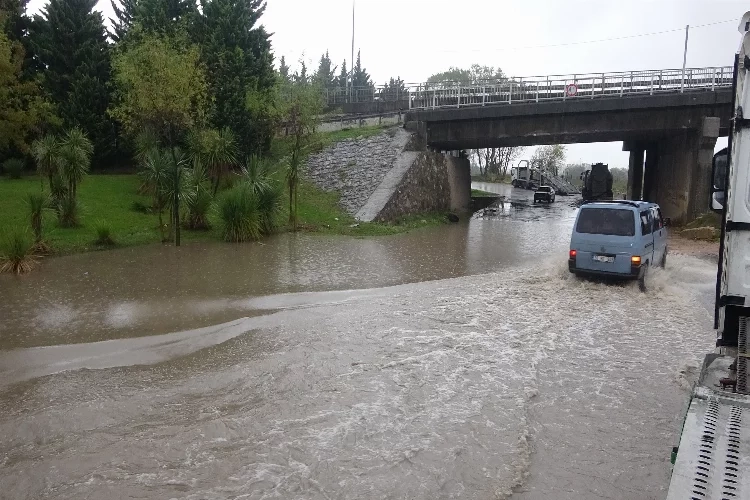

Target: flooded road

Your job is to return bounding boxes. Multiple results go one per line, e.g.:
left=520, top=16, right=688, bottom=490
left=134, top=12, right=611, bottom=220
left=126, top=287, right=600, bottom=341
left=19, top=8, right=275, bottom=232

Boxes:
left=0, top=185, right=717, bottom=499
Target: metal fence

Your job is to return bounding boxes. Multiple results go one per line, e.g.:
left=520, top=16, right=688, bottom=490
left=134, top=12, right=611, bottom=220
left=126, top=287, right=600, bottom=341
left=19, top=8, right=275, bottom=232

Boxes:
left=324, top=66, right=733, bottom=110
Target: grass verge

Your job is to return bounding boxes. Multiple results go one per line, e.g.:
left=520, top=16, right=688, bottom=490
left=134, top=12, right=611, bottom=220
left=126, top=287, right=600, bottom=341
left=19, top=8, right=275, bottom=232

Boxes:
left=471, top=188, right=499, bottom=197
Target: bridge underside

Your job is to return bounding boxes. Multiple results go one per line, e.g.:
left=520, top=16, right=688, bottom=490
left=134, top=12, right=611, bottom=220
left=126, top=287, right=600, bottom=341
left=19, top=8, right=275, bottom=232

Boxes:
left=406, top=91, right=732, bottom=222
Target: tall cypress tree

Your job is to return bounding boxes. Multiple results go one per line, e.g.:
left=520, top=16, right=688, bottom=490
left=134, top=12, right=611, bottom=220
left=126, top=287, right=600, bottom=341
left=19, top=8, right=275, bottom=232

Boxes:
left=134, top=0, right=197, bottom=37
left=352, top=50, right=372, bottom=89
left=314, top=50, right=336, bottom=89
left=198, top=0, right=275, bottom=155
left=109, top=0, right=136, bottom=42
left=32, top=0, right=115, bottom=166
left=278, top=55, right=290, bottom=83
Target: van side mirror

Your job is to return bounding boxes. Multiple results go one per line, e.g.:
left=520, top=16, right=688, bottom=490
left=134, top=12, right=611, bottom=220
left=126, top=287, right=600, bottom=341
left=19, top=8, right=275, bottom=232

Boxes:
left=711, top=148, right=727, bottom=212
left=663, top=217, right=671, bottom=227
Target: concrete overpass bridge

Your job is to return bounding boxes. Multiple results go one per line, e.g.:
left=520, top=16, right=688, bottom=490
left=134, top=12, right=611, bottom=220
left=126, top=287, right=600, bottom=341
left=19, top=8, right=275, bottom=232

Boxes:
left=329, top=66, right=733, bottom=222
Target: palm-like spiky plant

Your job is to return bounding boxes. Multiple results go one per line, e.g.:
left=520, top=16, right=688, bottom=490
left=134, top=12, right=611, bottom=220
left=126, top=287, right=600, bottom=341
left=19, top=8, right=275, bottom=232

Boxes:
left=31, top=134, right=60, bottom=192
left=184, top=161, right=213, bottom=230
left=187, top=128, right=238, bottom=195
left=244, top=154, right=272, bottom=197
left=57, top=128, right=93, bottom=200
left=26, top=192, right=52, bottom=254
left=139, top=149, right=172, bottom=241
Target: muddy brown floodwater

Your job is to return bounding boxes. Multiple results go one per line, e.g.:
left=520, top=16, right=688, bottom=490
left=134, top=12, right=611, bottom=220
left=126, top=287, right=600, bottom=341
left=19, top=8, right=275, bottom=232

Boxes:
left=0, top=184, right=718, bottom=499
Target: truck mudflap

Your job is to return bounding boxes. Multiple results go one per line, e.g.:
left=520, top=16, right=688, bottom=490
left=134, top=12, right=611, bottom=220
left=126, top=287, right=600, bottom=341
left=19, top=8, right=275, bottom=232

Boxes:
left=666, top=358, right=750, bottom=499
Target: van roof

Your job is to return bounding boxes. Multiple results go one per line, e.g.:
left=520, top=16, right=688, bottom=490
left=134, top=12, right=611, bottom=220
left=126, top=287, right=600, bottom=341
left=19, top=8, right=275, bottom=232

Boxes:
left=580, top=200, right=658, bottom=210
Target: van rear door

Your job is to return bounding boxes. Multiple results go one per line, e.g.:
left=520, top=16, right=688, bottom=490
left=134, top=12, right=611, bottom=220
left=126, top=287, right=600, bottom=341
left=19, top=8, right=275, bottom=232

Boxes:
left=639, top=210, right=655, bottom=265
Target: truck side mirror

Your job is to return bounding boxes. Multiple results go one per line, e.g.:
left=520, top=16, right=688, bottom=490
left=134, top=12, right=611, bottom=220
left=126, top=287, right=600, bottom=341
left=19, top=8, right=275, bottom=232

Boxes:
left=711, top=148, right=728, bottom=212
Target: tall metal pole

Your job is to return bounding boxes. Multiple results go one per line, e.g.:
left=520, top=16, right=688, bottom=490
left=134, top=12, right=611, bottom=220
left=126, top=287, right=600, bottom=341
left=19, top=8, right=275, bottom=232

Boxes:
left=350, top=0, right=355, bottom=102
left=681, top=24, right=689, bottom=93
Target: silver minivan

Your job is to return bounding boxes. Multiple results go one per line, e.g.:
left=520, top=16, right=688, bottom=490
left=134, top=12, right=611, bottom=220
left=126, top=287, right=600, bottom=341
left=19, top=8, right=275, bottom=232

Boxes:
left=568, top=201, right=668, bottom=288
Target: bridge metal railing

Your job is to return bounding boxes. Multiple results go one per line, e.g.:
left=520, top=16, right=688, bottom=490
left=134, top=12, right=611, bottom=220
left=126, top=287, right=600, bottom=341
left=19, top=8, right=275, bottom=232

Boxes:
left=323, top=66, right=733, bottom=110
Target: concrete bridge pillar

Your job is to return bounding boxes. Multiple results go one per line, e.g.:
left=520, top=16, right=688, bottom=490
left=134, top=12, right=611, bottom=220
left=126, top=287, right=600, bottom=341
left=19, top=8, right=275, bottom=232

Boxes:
left=642, top=146, right=658, bottom=202
left=650, top=117, right=720, bottom=223
left=447, top=152, right=471, bottom=213
left=624, top=142, right=645, bottom=200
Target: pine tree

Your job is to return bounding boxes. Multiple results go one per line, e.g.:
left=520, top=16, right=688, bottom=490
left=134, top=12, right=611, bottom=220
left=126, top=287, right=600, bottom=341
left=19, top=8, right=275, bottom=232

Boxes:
left=351, top=50, right=372, bottom=89
left=279, top=55, right=290, bottom=83
left=32, top=0, right=115, bottom=166
left=197, top=0, right=276, bottom=155
left=109, top=0, right=136, bottom=42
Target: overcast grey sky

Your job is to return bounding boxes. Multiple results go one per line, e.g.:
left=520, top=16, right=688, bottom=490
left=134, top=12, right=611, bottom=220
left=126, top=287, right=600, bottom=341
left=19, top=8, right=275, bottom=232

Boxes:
left=28, top=0, right=746, bottom=167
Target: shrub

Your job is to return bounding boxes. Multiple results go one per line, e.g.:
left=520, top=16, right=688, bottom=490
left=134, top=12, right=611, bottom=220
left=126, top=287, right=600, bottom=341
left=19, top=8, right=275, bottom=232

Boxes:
left=94, top=221, right=115, bottom=246
left=217, top=184, right=261, bottom=242
left=185, top=188, right=213, bottom=230
left=257, top=181, right=283, bottom=234
left=3, top=158, right=24, bottom=179
left=0, top=231, right=37, bottom=274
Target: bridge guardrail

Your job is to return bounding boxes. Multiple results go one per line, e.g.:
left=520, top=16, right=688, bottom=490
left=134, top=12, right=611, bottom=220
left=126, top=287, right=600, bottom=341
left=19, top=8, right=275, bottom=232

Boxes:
left=323, top=66, right=733, bottom=110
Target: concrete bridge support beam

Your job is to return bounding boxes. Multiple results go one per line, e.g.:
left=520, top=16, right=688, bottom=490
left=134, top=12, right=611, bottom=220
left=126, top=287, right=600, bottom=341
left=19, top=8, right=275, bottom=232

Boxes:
left=651, top=117, right=720, bottom=223
left=643, top=146, right=659, bottom=202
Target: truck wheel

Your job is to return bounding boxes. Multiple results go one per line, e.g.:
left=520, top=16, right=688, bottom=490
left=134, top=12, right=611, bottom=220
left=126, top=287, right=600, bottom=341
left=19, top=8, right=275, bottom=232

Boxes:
left=661, top=249, right=667, bottom=268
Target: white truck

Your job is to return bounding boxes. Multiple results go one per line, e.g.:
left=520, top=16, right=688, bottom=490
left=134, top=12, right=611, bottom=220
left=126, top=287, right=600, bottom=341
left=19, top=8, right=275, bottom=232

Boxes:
left=665, top=12, right=750, bottom=499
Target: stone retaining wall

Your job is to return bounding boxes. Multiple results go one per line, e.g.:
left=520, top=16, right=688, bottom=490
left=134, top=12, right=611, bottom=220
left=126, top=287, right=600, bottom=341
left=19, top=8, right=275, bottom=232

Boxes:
left=305, top=128, right=410, bottom=215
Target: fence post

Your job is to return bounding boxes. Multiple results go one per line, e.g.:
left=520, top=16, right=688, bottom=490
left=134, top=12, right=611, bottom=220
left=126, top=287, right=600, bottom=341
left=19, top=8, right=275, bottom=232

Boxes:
left=457, top=86, right=461, bottom=108
left=482, top=86, right=486, bottom=106
left=620, top=74, right=624, bottom=97
left=536, top=80, right=539, bottom=102
left=712, top=69, right=716, bottom=91
left=509, top=81, right=512, bottom=104
left=650, top=74, right=654, bottom=95
left=408, top=90, right=412, bottom=110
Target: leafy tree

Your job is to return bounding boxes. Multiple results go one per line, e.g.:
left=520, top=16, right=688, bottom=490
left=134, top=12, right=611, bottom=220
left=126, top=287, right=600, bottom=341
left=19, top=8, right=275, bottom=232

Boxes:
left=472, top=147, right=524, bottom=178
left=531, top=144, right=566, bottom=176
left=109, top=0, right=137, bottom=42
left=280, top=81, right=322, bottom=230
left=197, top=0, right=276, bottom=156
left=278, top=55, right=290, bottom=83
left=111, top=33, right=209, bottom=245
left=314, top=50, right=336, bottom=89
left=0, top=30, right=54, bottom=157
left=351, top=50, right=372, bottom=89
left=32, top=0, right=115, bottom=166
left=427, top=64, right=505, bottom=88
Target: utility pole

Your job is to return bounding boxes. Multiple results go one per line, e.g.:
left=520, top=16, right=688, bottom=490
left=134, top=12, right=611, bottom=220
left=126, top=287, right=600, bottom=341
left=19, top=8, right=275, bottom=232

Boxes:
left=681, top=24, right=689, bottom=93
left=350, top=0, right=355, bottom=102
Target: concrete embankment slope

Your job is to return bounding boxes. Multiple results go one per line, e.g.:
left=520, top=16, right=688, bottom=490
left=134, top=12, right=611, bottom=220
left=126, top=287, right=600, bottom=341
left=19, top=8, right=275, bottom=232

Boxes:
left=305, top=127, right=470, bottom=222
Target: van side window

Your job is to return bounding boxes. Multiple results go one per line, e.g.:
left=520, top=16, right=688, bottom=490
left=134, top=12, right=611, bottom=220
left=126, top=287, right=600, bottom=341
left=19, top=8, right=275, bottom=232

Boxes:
left=640, top=211, right=653, bottom=235
left=652, top=208, right=663, bottom=230
left=656, top=208, right=665, bottom=230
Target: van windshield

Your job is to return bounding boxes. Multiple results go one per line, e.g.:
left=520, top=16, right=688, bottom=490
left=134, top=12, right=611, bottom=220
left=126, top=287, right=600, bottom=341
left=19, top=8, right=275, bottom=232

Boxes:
left=576, top=208, right=635, bottom=236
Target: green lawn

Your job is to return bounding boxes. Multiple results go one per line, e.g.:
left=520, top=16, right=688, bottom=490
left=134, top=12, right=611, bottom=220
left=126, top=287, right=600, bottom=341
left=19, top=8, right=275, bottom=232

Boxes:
left=0, top=175, right=218, bottom=254
left=0, top=173, right=447, bottom=255
left=0, top=125, right=448, bottom=255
